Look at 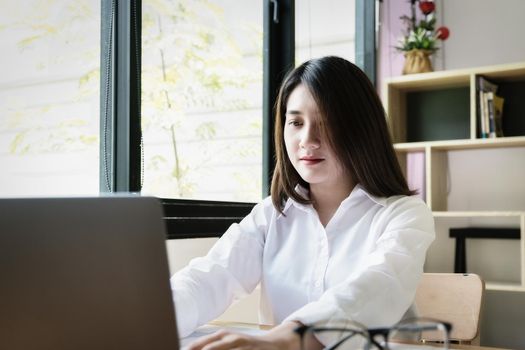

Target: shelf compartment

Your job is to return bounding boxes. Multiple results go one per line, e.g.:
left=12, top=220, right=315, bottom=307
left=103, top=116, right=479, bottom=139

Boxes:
left=406, top=87, right=470, bottom=142
left=385, top=74, right=471, bottom=144
left=495, top=80, right=525, bottom=137
left=384, top=61, right=525, bottom=144
left=427, top=214, right=524, bottom=292
left=438, top=147, right=525, bottom=212
left=449, top=227, right=520, bottom=275
left=474, top=75, right=525, bottom=139
left=398, top=146, right=525, bottom=212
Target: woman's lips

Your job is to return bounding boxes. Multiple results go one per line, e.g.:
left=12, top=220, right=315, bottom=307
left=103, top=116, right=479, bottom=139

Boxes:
left=300, top=157, right=324, bottom=165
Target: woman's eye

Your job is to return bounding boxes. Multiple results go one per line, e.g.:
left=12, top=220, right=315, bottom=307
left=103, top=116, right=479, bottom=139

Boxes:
left=287, top=121, right=302, bottom=126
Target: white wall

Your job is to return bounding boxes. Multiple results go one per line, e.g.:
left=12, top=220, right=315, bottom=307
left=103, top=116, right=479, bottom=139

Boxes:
left=379, top=1, right=525, bottom=348
left=378, top=0, right=525, bottom=76
left=438, top=0, right=525, bottom=70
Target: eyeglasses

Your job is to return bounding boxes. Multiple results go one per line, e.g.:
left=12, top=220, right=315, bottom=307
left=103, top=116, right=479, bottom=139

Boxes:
left=294, top=317, right=452, bottom=350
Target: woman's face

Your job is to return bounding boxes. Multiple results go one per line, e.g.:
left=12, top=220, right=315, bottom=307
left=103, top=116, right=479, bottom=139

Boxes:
left=284, top=84, right=347, bottom=191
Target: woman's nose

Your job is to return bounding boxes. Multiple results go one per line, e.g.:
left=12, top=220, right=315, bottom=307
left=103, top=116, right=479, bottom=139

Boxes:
left=299, top=124, right=321, bottom=149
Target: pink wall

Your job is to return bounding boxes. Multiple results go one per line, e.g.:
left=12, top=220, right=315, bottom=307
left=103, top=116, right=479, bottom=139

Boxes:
left=377, top=0, right=447, bottom=97
left=378, top=0, right=408, bottom=77
left=377, top=0, right=410, bottom=98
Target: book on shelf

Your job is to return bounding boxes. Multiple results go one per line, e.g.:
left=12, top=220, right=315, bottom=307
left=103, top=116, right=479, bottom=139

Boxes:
left=476, top=75, right=498, bottom=138
left=485, top=92, right=496, bottom=138
left=482, top=91, right=505, bottom=139
left=493, top=94, right=505, bottom=137
left=482, top=91, right=491, bottom=138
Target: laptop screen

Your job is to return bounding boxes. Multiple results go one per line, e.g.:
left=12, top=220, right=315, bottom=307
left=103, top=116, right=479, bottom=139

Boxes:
left=0, top=196, right=180, bottom=350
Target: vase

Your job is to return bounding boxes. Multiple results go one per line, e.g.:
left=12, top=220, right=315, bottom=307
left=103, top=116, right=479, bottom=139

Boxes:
left=402, top=49, right=433, bottom=75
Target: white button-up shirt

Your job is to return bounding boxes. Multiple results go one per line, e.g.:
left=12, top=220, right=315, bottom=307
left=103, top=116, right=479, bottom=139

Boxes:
left=171, top=184, right=435, bottom=338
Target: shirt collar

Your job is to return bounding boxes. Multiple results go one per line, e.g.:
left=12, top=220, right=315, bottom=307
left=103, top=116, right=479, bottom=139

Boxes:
left=278, top=185, right=311, bottom=217
left=281, top=183, right=388, bottom=216
left=349, top=184, right=388, bottom=207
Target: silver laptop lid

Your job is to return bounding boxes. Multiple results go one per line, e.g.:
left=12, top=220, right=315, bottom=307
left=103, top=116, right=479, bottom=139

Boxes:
left=0, top=196, right=179, bottom=350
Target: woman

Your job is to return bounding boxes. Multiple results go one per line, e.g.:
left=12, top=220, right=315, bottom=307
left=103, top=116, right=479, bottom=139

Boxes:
left=171, top=56, right=435, bottom=350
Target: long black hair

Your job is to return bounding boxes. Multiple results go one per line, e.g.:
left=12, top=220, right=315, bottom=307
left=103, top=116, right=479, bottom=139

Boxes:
left=271, top=56, right=414, bottom=212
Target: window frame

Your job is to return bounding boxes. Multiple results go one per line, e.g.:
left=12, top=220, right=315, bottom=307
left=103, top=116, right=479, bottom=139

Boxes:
left=100, top=0, right=142, bottom=193
left=100, top=0, right=376, bottom=239
left=356, top=0, right=377, bottom=85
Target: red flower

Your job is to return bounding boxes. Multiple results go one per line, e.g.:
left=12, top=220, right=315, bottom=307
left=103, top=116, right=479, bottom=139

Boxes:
left=437, top=26, right=450, bottom=40
left=419, top=0, right=435, bottom=15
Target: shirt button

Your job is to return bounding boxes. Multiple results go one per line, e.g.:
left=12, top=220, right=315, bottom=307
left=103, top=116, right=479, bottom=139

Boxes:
left=315, top=281, right=321, bottom=287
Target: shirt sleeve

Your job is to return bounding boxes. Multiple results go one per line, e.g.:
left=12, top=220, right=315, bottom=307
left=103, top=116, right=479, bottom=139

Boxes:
left=170, top=199, right=270, bottom=337
left=284, top=196, right=435, bottom=336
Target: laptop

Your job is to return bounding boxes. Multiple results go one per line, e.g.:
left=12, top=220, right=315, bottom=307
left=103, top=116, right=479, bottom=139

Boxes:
left=0, top=196, right=180, bottom=350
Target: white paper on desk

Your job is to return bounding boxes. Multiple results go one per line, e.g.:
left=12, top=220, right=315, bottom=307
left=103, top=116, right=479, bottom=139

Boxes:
left=180, top=325, right=267, bottom=349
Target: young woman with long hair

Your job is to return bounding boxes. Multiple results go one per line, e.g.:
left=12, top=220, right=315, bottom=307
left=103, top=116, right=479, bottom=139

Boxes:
left=171, top=56, right=435, bottom=350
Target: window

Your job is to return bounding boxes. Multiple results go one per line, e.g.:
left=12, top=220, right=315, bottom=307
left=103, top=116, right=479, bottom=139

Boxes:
left=295, top=0, right=356, bottom=63
left=141, top=0, right=263, bottom=203
left=0, top=1, right=374, bottom=233
left=0, top=1, right=100, bottom=197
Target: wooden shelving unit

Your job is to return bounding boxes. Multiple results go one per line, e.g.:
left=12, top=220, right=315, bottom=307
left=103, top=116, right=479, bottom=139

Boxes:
left=383, top=62, right=525, bottom=292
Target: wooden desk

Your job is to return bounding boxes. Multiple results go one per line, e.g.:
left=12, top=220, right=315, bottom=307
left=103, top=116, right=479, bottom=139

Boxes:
left=450, top=345, right=508, bottom=350
left=207, top=321, right=508, bottom=350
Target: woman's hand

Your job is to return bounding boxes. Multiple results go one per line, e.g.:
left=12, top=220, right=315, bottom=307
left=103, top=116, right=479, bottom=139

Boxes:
left=186, top=329, right=286, bottom=350
left=187, top=321, right=322, bottom=350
